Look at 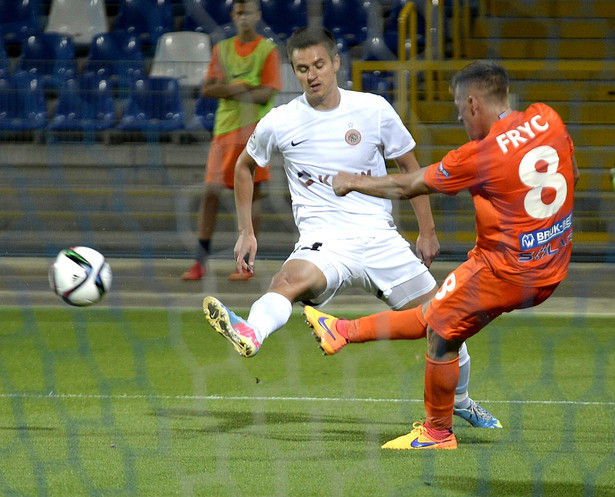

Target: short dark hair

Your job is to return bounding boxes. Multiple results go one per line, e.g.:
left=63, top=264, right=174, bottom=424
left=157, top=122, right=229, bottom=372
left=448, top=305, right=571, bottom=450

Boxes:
left=286, top=27, right=337, bottom=64
left=451, top=60, right=509, bottom=102
left=232, top=0, right=260, bottom=7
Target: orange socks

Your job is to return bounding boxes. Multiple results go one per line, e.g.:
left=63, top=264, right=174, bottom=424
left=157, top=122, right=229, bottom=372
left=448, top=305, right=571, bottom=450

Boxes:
left=345, top=305, right=427, bottom=343
left=424, top=355, right=459, bottom=432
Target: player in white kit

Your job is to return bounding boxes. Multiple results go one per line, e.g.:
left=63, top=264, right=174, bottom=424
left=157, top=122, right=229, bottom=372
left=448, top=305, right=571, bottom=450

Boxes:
left=202, top=27, right=500, bottom=428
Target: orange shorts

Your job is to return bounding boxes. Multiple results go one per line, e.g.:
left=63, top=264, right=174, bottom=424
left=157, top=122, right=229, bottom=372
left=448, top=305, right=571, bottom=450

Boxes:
left=424, top=254, right=559, bottom=341
left=205, top=124, right=271, bottom=189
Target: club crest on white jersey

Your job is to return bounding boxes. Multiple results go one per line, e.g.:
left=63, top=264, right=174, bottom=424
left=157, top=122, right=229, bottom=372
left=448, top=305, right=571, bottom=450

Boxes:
left=345, top=129, right=361, bottom=145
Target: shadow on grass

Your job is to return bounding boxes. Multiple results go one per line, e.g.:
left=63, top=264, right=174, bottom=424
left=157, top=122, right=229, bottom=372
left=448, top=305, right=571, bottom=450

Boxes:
left=150, top=407, right=407, bottom=442
left=0, top=425, right=56, bottom=432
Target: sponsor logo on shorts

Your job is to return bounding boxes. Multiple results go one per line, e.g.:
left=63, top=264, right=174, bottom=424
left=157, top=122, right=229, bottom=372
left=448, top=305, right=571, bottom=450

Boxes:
left=437, top=162, right=450, bottom=178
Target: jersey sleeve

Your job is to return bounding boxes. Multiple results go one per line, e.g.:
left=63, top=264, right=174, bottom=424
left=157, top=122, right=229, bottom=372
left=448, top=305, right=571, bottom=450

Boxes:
left=259, top=47, right=282, bottom=91
left=246, top=111, right=277, bottom=167
left=378, top=97, right=416, bottom=159
left=205, top=44, right=223, bottom=81
left=424, top=142, right=481, bottom=195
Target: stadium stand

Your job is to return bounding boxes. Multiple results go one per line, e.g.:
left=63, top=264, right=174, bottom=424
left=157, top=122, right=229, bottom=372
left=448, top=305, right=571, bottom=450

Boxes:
left=322, top=0, right=370, bottom=47
left=194, top=0, right=232, bottom=25
left=182, top=0, right=234, bottom=44
left=0, top=0, right=40, bottom=46
left=116, top=76, right=185, bottom=139
left=149, top=31, right=212, bottom=88
left=47, top=73, right=116, bottom=139
left=112, top=0, right=175, bottom=47
left=185, top=95, right=217, bottom=132
left=0, top=0, right=613, bottom=261
left=383, top=0, right=425, bottom=56
left=383, top=0, right=615, bottom=259
left=44, top=0, right=109, bottom=49
left=260, top=0, right=308, bottom=41
left=0, top=38, right=9, bottom=76
left=15, top=31, right=77, bottom=89
left=0, top=70, right=47, bottom=136
left=83, top=31, right=146, bottom=94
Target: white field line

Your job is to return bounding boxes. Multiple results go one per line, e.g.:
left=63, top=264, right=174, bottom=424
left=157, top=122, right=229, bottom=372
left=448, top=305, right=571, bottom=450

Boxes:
left=1, top=392, right=614, bottom=407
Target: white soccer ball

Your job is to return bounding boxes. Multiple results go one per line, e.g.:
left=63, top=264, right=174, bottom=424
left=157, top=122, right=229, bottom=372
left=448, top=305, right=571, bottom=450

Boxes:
left=49, top=246, right=112, bottom=306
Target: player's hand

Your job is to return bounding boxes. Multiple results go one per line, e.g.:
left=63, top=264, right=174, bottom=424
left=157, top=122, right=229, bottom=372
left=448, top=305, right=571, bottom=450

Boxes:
left=233, top=231, right=257, bottom=275
left=415, top=230, right=440, bottom=268
left=224, top=81, right=252, bottom=101
left=332, top=171, right=355, bottom=196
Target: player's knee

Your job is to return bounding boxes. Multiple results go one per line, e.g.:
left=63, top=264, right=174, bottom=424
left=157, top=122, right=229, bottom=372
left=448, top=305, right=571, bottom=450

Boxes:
left=269, top=263, right=326, bottom=302
left=426, top=327, right=460, bottom=361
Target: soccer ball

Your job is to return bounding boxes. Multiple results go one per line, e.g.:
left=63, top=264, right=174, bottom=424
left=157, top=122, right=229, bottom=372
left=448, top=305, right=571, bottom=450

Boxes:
left=49, top=246, right=112, bottom=306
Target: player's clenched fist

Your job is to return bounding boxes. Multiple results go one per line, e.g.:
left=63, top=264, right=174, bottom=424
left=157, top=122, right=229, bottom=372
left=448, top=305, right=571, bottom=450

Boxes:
left=332, top=171, right=355, bottom=196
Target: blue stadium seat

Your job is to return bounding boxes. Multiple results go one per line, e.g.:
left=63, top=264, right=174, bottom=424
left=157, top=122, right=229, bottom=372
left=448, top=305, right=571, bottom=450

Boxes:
left=186, top=95, right=217, bottom=132
left=113, top=0, right=175, bottom=46
left=201, top=0, right=232, bottom=26
left=48, top=73, right=116, bottom=134
left=362, top=71, right=394, bottom=103
left=84, top=31, right=145, bottom=93
left=360, top=17, right=396, bottom=100
left=383, top=0, right=425, bottom=56
left=117, top=76, right=185, bottom=135
left=0, top=70, right=47, bottom=132
left=261, top=0, right=307, bottom=41
left=323, top=0, right=369, bottom=48
left=0, top=0, right=40, bottom=45
left=0, top=38, right=9, bottom=77
left=16, top=32, right=77, bottom=89
left=182, top=0, right=234, bottom=44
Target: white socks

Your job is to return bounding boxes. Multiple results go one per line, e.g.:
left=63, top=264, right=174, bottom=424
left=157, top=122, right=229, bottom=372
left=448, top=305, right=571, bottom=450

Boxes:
left=247, top=292, right=293, bottom=343
left=454, top=342, right=472, bottom=409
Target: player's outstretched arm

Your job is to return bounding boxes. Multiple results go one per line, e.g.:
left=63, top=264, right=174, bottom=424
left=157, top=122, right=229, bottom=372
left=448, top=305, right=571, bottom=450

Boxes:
left=332, top=168, right=432, bottom=200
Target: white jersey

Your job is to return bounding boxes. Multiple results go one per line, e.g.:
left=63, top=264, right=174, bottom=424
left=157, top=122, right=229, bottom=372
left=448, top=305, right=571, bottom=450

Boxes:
left=246, top=88, right=416, bottom=236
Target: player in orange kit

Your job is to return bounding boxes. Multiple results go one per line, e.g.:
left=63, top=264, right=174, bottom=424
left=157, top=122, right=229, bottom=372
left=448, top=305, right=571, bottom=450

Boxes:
left=305, top=60, right=580, bottom=449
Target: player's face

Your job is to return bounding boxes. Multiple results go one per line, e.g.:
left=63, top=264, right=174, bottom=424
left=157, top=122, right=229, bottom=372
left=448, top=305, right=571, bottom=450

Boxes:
left=231, top=1, right=261, bottom=36
left=291, top=44, right=341, bottom=110
left=454, top=86, right=484, bottom=141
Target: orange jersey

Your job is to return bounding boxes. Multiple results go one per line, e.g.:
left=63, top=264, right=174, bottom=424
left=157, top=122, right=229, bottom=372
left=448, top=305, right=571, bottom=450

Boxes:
left=424, top=103, right=575, bottom=287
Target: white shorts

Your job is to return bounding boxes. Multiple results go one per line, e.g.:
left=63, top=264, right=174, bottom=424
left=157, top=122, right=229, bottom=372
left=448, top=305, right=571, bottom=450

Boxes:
left=286, top=231, right=436, bottom=310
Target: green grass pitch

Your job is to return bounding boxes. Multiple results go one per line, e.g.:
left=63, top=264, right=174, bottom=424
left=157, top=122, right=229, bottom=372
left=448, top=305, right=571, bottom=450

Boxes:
left=1, top=307, right=614, bottom=496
